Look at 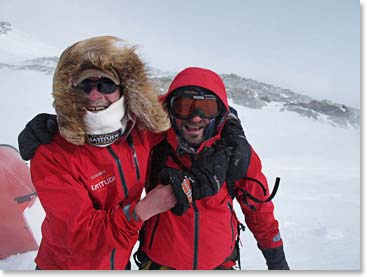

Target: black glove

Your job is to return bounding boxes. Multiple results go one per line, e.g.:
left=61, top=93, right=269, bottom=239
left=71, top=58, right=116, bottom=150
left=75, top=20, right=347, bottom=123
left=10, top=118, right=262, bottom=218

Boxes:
left=221, top=114, right=251, bottom=183
left=159, top=167, right=193, bottom=216
left=260, top=245, right=290, bottom=270
left=18, top=113, right=58, bottom=160
left=190, top=142, right=231, bottom=200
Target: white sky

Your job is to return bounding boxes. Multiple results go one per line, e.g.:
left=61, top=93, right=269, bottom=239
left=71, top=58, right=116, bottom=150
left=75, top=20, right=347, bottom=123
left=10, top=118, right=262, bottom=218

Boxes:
left=0, top=0, right=361, bottom=108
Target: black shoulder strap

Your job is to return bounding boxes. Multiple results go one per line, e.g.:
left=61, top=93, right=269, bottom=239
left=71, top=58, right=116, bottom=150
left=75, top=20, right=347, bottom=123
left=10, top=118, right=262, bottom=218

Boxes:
left=147, top=138, right=191, bottom=190
left=226, top=137, right=251, bottom=199
left=147, top=139, right=171, bottom=191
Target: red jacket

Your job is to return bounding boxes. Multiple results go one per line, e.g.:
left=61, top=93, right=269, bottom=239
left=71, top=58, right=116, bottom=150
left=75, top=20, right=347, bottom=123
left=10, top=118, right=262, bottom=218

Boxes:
left=30, top=128, right=150, bottom=269
left=142, top=67, right=283, bottom=269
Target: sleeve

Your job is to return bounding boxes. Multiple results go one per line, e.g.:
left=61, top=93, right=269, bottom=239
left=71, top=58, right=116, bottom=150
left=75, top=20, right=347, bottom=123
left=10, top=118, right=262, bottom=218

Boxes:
left=30, top=145, right=143, bottom=257
left=234, top=146, right=284, bottom=250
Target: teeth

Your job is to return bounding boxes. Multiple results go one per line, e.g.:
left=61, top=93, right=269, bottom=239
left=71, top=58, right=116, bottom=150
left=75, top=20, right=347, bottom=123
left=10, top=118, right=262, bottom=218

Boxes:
left=185, top=126, right=202, bottom=131
left=88, top=106, right=107, bottom=111
left=95, top=107, right=106, bottom=111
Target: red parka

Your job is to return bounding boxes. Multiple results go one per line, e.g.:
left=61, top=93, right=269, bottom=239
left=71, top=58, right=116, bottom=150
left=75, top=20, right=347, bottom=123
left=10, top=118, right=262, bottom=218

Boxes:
left=31, top=128, right=150, bottom=269
left=142, top=67, right=284, bottom=269
left=29, top=36, right=170, bottom=270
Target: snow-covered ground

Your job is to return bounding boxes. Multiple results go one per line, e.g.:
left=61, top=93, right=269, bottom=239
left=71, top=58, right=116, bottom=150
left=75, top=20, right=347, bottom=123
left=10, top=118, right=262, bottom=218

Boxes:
left=231, top=100, right=360, bottom=270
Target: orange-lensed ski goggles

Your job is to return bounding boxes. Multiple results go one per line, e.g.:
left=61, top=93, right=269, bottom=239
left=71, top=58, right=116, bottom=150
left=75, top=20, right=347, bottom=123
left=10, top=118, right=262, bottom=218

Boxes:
left=170, top=94, right=220, bottom=120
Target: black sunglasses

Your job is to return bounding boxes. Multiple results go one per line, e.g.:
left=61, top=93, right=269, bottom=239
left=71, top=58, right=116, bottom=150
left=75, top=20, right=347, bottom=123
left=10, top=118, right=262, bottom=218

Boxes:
left=75, top=78, right=119, bottom=94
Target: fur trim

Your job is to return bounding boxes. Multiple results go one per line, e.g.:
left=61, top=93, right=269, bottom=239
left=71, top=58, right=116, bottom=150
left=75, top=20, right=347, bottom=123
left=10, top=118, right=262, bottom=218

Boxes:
left=52, top=36, right=170, bottom=145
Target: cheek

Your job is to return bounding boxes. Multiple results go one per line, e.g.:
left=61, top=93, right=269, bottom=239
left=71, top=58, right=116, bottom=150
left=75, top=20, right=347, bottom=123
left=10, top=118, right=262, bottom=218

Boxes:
left=174, top=118, right=184, bottom=128
left=107, top=91, right=122, bottom=103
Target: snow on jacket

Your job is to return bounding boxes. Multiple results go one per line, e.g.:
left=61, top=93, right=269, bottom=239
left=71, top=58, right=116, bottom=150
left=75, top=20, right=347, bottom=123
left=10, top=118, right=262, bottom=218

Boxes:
left=142, top=67, right=284, bottom=269
left=30, top=36, right=169, bottom=269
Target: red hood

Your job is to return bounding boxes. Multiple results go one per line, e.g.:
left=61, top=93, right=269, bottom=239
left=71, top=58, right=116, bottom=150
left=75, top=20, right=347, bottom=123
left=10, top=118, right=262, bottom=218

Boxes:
left=159, top=67, right=229, bottom=111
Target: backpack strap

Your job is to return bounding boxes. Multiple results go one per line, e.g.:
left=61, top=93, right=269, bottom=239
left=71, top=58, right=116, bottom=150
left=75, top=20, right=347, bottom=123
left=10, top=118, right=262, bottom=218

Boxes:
left=225, top=134, right=252, bottom=199
left=146, top=139, right=174, bottom=191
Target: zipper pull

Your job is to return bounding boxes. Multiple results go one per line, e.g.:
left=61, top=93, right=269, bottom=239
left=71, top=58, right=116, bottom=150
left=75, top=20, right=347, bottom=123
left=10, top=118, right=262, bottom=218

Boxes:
left=127, top=135, right=140, bottom=180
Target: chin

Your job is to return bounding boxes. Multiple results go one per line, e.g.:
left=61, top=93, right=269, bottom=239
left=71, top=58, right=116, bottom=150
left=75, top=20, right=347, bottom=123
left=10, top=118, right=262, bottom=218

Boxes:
left=185, top=136, right=204, bottom=146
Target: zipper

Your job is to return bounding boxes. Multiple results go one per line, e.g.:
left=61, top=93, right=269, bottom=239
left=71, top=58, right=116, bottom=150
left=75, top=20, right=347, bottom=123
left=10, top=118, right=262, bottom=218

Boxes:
left=127, top=136, right=140, bottom=180
left=107, top=146, right=128, bottom=200
left=227, top=202, right=235, bottom=243
left=149, top=214, right=160, bottom=250
left=192, top=200, right=199, bottom=270
left=110, top=248, right=116, bottom=269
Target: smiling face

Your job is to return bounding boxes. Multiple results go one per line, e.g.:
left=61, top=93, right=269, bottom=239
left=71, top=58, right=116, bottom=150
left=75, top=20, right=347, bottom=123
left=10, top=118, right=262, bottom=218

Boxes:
left=86, top=86, right=121, bottom=111
left=78, top=77, right=121, bottom=111
left=173, top=115, right=210, bottom=146
left=169, top=89, right=222, bottom=146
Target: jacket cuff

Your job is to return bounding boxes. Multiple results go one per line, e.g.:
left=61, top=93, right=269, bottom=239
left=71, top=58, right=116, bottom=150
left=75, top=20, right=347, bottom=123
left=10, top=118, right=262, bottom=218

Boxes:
left=259, top=244, right=290, bottom=270
left=121, top=201, right=143, bottom=229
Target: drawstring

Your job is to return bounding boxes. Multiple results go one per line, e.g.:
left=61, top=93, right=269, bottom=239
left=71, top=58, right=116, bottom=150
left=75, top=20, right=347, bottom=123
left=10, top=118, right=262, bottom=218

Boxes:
left=235, top=177, right=281, bottom=211
left=236, top=222, right=246, bottom=270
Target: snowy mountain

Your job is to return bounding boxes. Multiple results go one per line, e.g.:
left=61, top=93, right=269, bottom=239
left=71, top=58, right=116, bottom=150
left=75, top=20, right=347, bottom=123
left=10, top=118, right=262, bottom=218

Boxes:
left=0, top=56, right=58, bottom=75
left=0, top=22, right=60, bottom=63
left=0, top=22, right=360, bottom=131
left=0, top=21, right=360, bottom=270
left=0, top=21, right=11, bottom=34
left=2, top=55, right=360, bottom=130
left=151, top=74, right=360, bottom=129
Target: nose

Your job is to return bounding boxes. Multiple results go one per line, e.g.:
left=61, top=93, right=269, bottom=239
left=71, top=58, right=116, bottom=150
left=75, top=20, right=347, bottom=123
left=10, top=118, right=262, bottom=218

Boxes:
left=189, top=115, right=204, bottom=123
left=87, top=86, right=103, bottom=101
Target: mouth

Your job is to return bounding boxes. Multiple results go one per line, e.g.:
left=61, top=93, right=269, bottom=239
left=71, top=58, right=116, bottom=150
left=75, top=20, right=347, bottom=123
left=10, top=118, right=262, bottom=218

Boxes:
left=184, top=125, right=204, bottom=134
left=86, top=106, right=108, bottom=112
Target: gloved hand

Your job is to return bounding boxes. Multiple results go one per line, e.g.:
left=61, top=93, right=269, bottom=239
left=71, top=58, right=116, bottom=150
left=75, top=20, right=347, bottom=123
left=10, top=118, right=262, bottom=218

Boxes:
left=159, top=167, right=194, bottom=216
left=260, top=245, right=290, bottom=270
left=18, top=113, right=58, bottom=160
left=190, top=142, right=231, bottom=200
left=220, top=113, right=251, bottom=183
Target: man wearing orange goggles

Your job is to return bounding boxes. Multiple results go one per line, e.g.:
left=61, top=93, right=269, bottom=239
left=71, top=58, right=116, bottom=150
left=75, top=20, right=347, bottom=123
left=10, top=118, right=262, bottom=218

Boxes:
left=168, top=87, right=224, bottom=147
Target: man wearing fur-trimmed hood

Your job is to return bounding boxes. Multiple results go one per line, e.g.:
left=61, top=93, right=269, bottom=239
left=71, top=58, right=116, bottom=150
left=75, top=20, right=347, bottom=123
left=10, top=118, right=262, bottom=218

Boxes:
left=53, top=36, right=170, bottom=145
left=29, top=36, right=177, bottom=270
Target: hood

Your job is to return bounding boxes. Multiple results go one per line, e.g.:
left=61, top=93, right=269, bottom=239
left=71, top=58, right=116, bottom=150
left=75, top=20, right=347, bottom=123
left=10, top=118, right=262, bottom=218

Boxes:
left=160, top=67, right=230, bottom=154
left=52, top=36, right=170, bottom=145
left=160, top=67, right=229, bottom=111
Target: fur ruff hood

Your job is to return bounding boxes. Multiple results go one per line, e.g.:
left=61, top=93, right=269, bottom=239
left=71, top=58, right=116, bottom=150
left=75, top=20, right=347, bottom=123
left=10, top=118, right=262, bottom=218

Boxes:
left=52, top=36, right=170, bottom=145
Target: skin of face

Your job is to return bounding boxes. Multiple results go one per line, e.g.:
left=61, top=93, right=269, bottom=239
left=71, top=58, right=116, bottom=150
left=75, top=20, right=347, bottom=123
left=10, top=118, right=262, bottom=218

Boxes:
left=84, top=78, right=121, bottom=111
left=174, top=114, right=210, bottom=146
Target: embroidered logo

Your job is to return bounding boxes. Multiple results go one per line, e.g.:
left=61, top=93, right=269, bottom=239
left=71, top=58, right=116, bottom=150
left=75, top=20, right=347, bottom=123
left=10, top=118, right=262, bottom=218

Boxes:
left=87, top=129, right=122, bottom=146
left=91, top=175, right=116, bottom=191
left=91, top=170, right=106, bottom=180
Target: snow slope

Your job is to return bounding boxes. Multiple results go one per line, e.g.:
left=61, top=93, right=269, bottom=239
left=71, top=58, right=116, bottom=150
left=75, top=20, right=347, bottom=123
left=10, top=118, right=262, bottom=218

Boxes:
left=230, top=100, right=360, bottom=270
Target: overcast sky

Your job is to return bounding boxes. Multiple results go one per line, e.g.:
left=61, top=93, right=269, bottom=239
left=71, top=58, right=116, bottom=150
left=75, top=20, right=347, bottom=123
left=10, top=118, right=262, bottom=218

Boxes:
left=0, top=0, right=360, bottom=108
